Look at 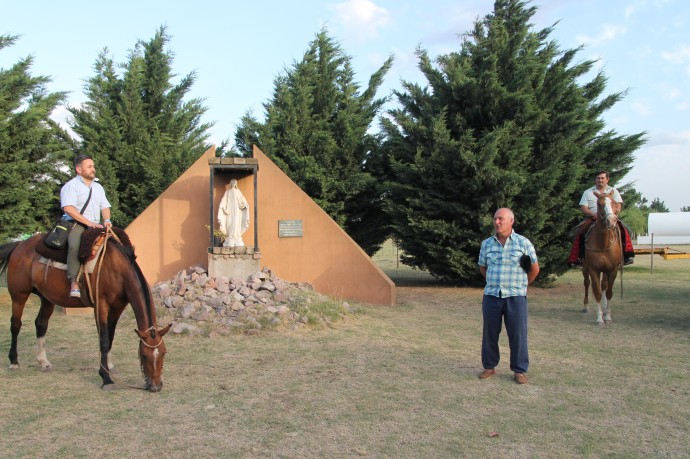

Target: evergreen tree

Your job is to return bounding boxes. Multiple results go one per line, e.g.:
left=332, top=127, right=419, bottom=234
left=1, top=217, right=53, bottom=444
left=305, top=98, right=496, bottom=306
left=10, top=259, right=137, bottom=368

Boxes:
left=0, top=34, right=73, bottom=241
left=235, top=29, right=394, bottom=255
left=619, top=185, right=648, bottom=236
left=380, top=0, right=645, bottom=282
left=649, top=198, right=669, bottom=213
left=619, top=186, right=670, bottom=235
left=69, top=26, right=212, bottom=227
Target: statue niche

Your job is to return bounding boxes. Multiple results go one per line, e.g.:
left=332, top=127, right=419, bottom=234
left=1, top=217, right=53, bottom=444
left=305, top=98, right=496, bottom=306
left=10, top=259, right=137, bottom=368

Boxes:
left=218, top=179, right=250, bottom=247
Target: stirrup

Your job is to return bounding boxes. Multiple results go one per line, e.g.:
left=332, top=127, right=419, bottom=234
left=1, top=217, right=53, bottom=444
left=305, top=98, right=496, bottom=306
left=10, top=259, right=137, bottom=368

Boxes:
left=69, top=288, right=81, bottom=298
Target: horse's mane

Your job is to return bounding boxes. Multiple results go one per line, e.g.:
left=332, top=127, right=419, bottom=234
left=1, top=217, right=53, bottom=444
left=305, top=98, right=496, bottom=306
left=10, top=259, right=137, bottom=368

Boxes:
left=79, top=227, right=134, bottom=263
left=83, top=228, right=155, bottom=331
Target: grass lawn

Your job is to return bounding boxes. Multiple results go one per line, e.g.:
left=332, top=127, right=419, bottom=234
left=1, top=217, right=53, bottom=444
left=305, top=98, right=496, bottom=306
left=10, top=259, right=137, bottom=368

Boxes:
left=0, top=244, right=688, bottom=458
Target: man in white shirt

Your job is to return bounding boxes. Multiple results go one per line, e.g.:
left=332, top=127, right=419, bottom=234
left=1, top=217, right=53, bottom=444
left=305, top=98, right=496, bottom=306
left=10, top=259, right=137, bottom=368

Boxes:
left=60, top=155, right=112, bottom=297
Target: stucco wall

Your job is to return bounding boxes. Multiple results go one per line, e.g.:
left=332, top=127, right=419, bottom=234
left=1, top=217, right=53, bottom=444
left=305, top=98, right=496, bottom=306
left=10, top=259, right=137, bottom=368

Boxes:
left=125, top=146, right=396, bottom=305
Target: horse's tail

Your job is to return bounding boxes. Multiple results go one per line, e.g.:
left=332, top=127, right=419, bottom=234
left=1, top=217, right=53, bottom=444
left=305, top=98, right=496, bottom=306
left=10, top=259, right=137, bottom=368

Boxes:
left=0, top=241, right=22, bottom=276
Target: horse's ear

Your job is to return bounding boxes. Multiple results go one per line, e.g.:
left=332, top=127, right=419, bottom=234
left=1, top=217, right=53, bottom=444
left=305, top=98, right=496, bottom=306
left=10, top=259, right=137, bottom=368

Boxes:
left=158, top=323, right=173, bottom=337
left=135, top=328, right=147, bottom=339
left=593, top=191, right=601, bottom=198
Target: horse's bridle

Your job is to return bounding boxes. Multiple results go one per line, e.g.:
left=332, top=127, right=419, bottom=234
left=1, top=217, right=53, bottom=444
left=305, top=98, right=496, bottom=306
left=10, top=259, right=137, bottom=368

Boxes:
left=138, top=326, right=165, bottom=349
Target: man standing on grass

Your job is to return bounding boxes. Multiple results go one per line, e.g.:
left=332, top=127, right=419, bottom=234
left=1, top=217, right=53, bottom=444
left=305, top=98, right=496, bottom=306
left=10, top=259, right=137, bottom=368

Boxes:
left=477, top=208, right=539, bottom=384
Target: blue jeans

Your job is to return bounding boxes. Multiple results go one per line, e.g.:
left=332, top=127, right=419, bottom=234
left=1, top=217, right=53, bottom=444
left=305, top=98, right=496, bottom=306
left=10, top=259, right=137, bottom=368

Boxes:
left=481, top=294, right=529, bottom=374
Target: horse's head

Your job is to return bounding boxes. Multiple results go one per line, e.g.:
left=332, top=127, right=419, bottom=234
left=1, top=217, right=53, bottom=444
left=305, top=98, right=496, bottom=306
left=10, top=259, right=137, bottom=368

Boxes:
left=136, top=323, right=172, bottom=392
left=594, top=191, right=618, bottom=229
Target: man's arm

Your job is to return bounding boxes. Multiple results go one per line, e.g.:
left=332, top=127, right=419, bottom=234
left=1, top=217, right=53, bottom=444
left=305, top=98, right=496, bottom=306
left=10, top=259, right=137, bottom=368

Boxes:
left=101, top=207, right=112, bottom=226
left=580, top=204, right=596, bottom=218
left=527, top=262, right=540, bottom=284
left=479, top=265, right=487, bottom=278
left=63, top=205, right=99, bottom=228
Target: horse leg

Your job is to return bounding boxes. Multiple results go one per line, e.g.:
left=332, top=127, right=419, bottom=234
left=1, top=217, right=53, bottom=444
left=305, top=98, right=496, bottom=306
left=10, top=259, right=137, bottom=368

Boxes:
left=95, top=310, right=116, bottom=390
left=8, top=292, right=31, bottom=369
left=582, top=269, right=590, bottom=313
left=35, top=296, right=56, bottom=371
left=105, top=307, right=125, bottom=371
left=590, top=273, right=604, bottom=325
left=604, top=272, right=616, bottom=324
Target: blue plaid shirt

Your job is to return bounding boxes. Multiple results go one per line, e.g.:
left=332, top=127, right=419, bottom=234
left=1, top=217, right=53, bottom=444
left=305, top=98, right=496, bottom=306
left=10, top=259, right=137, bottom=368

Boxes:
left=478, top=230, right=538, bottom=298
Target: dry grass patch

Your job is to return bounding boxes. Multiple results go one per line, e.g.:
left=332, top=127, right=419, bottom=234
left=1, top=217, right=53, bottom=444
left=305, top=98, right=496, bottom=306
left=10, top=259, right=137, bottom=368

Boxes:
left=0, top=252, right=688, bottom=457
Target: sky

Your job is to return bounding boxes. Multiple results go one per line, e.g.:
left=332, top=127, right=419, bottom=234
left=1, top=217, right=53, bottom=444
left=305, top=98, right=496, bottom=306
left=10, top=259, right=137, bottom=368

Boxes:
left=2, top=0, right=689, bottom=212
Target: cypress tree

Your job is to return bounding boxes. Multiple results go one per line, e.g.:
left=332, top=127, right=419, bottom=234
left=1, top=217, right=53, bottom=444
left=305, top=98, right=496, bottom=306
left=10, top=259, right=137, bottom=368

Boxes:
left=380, top=0, right=645, bottom=282
left=70, top=26, right=213, bottom=227
left=235, top=29, right=394, bottom=255
left=0, top=34, right=73, bottom=241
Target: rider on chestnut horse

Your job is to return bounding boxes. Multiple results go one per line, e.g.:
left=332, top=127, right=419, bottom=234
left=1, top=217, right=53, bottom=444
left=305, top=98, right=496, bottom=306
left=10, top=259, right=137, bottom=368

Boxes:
left=567, top=170, right=635, bottom=267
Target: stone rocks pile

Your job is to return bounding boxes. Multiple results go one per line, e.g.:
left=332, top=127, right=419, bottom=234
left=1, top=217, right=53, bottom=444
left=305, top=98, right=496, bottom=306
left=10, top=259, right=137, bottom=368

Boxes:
left=152, top=266, right=354, bottom=336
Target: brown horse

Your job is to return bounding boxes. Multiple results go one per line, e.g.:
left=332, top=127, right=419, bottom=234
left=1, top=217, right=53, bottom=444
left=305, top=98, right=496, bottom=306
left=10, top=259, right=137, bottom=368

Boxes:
left=581, top=191, right=623, bottom=325
left=0, top=228, right=171, bottom=391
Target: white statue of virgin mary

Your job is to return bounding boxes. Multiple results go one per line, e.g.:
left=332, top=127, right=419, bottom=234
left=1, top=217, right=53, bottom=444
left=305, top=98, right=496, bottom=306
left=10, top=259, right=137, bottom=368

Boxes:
left=218, top=179, right=250, bottom=247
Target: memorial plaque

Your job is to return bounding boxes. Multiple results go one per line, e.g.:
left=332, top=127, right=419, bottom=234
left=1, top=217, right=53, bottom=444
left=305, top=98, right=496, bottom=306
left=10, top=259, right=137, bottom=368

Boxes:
left=278, top=220, right=303, bottom=238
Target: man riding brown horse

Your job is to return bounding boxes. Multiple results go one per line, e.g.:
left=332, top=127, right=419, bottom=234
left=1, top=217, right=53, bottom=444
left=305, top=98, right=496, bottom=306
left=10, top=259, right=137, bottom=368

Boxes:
left=567, top=170, right=635, bottom=267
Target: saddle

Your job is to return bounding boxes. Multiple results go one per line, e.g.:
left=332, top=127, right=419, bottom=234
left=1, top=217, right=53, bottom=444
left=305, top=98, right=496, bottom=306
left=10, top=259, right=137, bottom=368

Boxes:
left=35, top=227, right=134, bottom=264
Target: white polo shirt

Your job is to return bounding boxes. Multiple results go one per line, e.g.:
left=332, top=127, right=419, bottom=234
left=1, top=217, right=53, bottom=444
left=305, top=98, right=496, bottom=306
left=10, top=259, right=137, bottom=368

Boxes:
left=579, top=185, right=622, bottom=213
left=60, top=176, right=111, bottom=224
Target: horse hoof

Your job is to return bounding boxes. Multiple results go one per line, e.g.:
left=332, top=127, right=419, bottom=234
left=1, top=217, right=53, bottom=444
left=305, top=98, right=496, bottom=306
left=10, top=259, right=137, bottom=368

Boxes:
left=101, top=383, right=117, bottom=392
left=41, top=364, right=53, bottom=372
left=9, top=363, right=20, bottom=370
left=605, top=319, right=612, bottom=324
left=581, top=308, right=589, bottom=313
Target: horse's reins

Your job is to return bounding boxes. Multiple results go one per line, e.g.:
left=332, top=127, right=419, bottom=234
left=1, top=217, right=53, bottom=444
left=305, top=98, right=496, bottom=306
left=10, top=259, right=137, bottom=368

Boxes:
left=88, top=226, right=160, bottom=391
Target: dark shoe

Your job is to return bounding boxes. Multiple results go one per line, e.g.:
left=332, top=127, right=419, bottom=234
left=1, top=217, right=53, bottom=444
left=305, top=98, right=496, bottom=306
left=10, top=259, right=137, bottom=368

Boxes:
left=624, top=258, right=634, bottom=266
left=514, top=373, right=528, bottom=384
left=478, top=369, right=496, bottom=380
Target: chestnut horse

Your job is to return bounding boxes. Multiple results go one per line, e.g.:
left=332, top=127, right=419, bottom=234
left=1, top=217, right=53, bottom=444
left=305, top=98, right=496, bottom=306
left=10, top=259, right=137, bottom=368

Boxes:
left=0, top=228, right=171, bottom=391
left=581, top=191, right=623, bottom=325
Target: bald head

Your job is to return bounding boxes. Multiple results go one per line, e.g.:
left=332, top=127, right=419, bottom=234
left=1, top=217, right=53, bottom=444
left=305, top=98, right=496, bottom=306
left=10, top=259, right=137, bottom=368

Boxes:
left=493, top=208, right=515, bottom=239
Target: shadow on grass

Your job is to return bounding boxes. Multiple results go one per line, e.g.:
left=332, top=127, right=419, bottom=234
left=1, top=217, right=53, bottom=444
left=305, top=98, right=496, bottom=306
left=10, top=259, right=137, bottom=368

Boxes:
left=383, top=268, right=440, bottom=287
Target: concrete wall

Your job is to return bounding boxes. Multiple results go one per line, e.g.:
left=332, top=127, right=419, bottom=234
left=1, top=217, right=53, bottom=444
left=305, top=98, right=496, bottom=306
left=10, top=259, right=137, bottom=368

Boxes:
left=125, top=146, right=396, bottom=305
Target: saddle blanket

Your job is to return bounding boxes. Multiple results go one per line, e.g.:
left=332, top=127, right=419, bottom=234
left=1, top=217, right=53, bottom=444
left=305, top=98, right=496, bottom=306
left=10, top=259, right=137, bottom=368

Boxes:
left=38, top=244, right=103, bottom=275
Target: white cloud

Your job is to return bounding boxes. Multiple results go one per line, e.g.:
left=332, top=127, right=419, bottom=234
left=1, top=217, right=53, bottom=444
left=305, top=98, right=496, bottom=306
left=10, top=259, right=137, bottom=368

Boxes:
left=661, top=45, right=690, bottom=62
left=667, top=88, right=682, bottom=100
left=632, top=100, right=653, bottom=116
left=576, top=25, right=626, bottom=47
left=331, top=0, right=392, bottom=42
left=626, top=130, right=690, bottom=211
left=624, top=1, right=646, bottom=19
left=661, top=45, right=690, bottom=74
left=647, top=129, right=690, bottom=146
